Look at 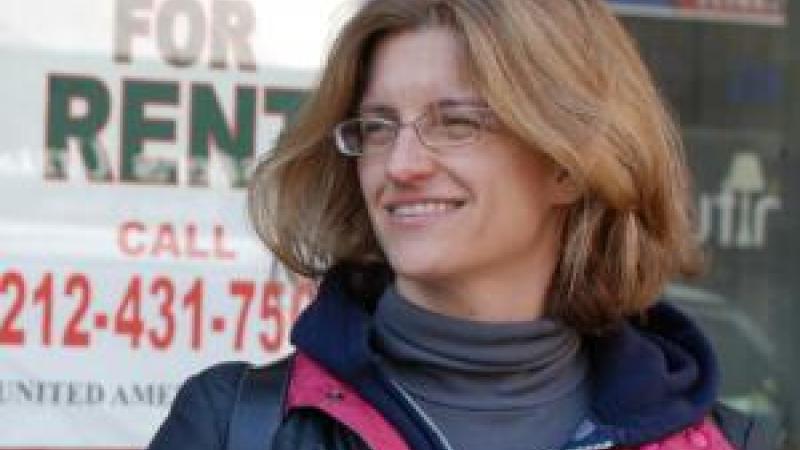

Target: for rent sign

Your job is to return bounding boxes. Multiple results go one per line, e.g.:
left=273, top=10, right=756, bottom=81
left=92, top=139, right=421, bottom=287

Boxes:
left=0, top=0, right=332, bottom=448
left=46, top=0, right=305, bottom=187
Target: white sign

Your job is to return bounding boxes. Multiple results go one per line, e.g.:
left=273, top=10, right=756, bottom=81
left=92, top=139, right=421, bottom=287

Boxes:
left=0, top=0, right=352, bottom=447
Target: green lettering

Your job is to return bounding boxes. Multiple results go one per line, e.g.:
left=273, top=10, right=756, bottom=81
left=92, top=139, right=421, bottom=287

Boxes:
left=45, top=75, right=111, bottom=181
left=190, top=85, right=256, bottom=188
left=122, top=80, right=179, bottom=184
left=265, top=89, right=305, bottom=126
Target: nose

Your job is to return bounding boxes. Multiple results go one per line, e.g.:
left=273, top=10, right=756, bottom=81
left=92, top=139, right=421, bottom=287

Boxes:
left=385, top=125, right=436, bottom=184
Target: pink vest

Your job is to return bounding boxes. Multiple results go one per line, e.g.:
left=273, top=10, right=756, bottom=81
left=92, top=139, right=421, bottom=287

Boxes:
left=286, top=353, right=736, bottom=450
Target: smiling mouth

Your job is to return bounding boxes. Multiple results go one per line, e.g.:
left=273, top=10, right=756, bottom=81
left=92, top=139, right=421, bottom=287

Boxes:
left=385, top=200, right=466, bottom=218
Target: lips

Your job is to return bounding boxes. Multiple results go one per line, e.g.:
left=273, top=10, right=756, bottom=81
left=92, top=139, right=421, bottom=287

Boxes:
left=385, top=199, right=465, bottom=218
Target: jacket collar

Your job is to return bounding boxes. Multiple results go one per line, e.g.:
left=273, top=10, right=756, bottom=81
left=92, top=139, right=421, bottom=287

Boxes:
left=585, top=302, right=719, bottom=445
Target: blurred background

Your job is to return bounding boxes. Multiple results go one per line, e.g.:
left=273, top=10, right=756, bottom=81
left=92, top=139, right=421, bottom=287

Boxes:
left=0, top=0, right=798, bottom=449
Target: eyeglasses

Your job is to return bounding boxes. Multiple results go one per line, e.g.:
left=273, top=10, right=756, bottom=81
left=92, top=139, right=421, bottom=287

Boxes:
left=333, top=104, right=497, bottom=157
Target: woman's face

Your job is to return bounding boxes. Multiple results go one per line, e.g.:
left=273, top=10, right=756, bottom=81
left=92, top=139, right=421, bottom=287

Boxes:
left=356, top=28, right=574, bottom=308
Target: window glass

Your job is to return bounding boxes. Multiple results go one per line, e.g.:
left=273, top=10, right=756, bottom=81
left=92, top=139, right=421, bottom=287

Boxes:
left=615, top=2, right=798, bottom=448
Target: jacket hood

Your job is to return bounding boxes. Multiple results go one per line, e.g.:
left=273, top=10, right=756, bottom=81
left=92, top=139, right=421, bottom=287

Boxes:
left=291, top=269, right=719, bottom=448
left=586, top=302, right=719, bottom=445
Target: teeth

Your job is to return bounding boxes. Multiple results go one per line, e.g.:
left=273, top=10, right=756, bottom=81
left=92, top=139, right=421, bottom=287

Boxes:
left=389, top=201, right=461, bottom=216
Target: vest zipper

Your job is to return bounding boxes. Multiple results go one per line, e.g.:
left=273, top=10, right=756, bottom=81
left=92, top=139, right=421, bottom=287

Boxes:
left=389, top=379, right=457, bottom=450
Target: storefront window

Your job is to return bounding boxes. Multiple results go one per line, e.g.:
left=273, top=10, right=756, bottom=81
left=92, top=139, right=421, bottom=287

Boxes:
left=613, top=1, right=798, bottom=448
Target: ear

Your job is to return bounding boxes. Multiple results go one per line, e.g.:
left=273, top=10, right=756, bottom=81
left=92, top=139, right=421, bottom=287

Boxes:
left=550, top=169, right=581, bottom=206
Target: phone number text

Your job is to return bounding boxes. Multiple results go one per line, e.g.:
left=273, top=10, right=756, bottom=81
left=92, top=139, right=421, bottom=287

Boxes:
left=0, top=270, right=314, bottom=352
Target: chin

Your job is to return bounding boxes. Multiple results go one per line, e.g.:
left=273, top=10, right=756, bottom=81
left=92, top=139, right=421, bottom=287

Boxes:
left=385, top=249, right=454, bottom=281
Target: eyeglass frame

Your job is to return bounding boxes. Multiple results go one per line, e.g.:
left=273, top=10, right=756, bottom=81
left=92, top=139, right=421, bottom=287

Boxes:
left=332, top=100, right=498, bottom=157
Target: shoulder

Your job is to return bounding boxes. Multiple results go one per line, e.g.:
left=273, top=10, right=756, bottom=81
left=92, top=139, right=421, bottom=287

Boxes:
left=711, top=402, right=785, bottom=450
left=637, top=406, right=784, bottom=450
left=147, top=362, right=251, bottom=450
left=176, top=362, right=253, bottom=422
left=190, top=361, right=252, bottom=396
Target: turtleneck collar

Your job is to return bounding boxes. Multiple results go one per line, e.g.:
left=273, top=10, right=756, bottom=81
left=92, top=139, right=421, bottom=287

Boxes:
left=373, top=286, right=588, bottom=410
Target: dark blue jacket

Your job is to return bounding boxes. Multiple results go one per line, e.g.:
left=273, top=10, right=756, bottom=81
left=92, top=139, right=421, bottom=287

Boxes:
left=149, top=270, right=772, bottom=450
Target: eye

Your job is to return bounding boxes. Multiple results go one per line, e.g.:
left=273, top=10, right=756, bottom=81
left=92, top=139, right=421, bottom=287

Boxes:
left=360, top=119, right=396, bottom=146
left=433, top=110, right=483, bottom=141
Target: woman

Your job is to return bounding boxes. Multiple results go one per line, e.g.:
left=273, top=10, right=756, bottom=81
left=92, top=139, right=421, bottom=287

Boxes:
left=149, top=1, right=763, bottom=449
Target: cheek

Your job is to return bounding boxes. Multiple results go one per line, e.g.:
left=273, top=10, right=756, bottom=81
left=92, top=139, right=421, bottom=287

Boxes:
left=510, top=152, right=558, bottom=201
left=483, top=155, right=557, bottom=223
left=356, top=159, right=381, bottom=210
left=356, top=159, right=370, bottom=196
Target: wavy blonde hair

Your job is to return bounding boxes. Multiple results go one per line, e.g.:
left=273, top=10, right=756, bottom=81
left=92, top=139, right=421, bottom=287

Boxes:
left=248, top=0, right=702, bottom=332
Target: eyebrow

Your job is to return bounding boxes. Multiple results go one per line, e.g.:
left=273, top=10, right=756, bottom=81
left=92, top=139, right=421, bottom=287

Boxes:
left=357, top=97, right=488, bottom=116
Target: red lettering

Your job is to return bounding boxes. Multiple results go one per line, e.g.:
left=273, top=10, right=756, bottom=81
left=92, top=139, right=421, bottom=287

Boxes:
left=151, top=223, right=180, bottom=257
left=118, top=221, right=235, bottom=260
left=213, top=224, right=236, bottom=260
left=185, top=223, right=210, bottom=258
left=119, top=221, right=146, bottom=256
